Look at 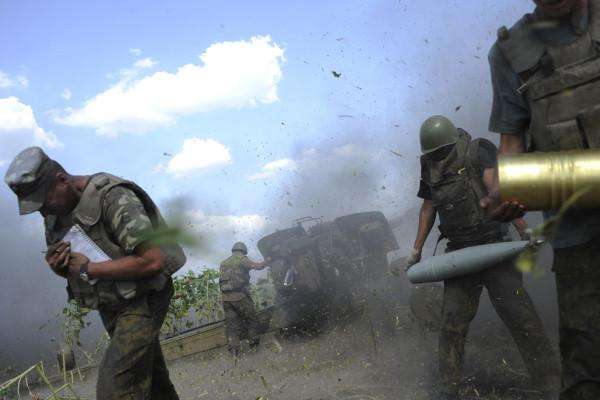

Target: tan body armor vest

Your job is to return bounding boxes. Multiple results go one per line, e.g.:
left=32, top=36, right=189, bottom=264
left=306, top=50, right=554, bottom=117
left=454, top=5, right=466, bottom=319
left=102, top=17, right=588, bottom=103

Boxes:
left=219, top=254, right=251, bottom=295
left=45, top=173, right=186, bottom=309
left=497, top=1, right=600, bottom=151
left=421, top=132, right=503, bottom=248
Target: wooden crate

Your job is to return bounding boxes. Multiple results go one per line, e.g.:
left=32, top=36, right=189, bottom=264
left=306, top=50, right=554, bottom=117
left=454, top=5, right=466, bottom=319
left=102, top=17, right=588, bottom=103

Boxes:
left=160, top=321, right=227, bottom=361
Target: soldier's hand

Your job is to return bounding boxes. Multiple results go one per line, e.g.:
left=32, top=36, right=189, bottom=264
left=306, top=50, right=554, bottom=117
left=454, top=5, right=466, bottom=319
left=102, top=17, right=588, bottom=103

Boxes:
left=480, top=195, right=525, bottom=222
left=67, top=252, right=90, bottom=277
left=405, top=248, right=422, bottom=271
left=45, top=241, right=70, bottom=277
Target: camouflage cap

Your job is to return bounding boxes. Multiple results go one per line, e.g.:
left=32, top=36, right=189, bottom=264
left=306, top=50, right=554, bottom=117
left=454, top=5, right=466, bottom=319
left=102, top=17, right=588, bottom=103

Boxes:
left=4, top=147, right=53, bottom=215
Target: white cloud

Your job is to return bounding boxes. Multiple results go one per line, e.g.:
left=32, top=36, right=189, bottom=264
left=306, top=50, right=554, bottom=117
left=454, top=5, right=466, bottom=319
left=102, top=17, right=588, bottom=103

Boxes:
left=56, top=36, right=285, bottom=136
left=16, top=76, right=28, bottom=88
left=249, top=158, right=297, bottom=181
left=151, top=162, right=166, bottom=174
left=133, top=57, right=157, bottom=69
left=0, top=160, right=6, bottom=168
left=332, top=144, right=356, bottom=156
left=0, top=72, right=11, bottom=88
left=165, top=137, right=231, bottom=177
left=129, top=48, right=142, bottom=56
left=188, top=210, right=267, bottom=236
left=248, top=145, right=371, bottom=182
left=0, top=71, right=28, bottom=89
left=61, top=88, right=72, bottom=101
left=0, top=97, right=62, bottom=148
left=184, top=210, right=269, bottom=264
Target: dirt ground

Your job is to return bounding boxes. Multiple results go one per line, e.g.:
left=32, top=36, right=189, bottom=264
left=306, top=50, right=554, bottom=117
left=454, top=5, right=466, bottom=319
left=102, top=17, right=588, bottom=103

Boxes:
left=36, top=293, right=553, bottom=400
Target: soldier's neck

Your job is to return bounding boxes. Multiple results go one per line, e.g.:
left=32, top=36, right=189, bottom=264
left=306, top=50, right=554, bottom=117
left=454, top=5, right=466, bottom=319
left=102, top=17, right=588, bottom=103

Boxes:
left=71, top=175, right=91, bottom=202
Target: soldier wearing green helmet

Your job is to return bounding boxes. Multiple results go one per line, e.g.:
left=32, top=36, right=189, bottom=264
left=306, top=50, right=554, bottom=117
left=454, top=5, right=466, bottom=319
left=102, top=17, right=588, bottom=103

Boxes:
left=419, top=114, right=459, bottom=154
left=219, top=241, right=270, bottom=357
left=407, top=116, right=559, bottom=399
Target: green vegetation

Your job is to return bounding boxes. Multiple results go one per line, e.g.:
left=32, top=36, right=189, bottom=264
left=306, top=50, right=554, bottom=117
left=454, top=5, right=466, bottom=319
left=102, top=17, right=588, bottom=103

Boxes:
left=164, top=269, right=223, bottom=334
left=61, top=300, right=92, bottom=348
left=163, top=269, right=276, bottom=336
left=0, top=361, right=81, bottom=399
left=58, top=268, right=276, bottom=346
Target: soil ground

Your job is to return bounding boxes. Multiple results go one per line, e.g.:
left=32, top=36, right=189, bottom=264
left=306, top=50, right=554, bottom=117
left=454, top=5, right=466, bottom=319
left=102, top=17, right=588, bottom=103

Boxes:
left=36, top=288, right=553, bottom=400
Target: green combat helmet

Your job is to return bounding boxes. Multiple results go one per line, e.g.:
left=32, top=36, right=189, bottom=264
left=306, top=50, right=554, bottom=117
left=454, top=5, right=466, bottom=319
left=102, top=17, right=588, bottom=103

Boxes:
left=419, top=115, right=459, bottom=154
left=231, top=242, right=248, bottom=255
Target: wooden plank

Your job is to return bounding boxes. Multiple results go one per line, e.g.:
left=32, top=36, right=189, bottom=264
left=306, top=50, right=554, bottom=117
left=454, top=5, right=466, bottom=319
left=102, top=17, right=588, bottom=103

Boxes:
left=160, top=321, right=227, bottom=361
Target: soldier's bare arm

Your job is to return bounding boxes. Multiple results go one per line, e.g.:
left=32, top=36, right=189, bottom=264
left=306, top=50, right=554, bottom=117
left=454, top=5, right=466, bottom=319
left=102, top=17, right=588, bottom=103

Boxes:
left=409, top=199, right=436, bottom=264
left=69, top=243, right=165, bottom=280
left=245, top=258, right=270, bottom=270
left=480, top=134, right=526, bottom=221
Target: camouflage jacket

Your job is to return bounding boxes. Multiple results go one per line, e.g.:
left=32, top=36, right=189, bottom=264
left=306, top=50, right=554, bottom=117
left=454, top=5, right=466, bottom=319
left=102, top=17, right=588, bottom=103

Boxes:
left=219, top=254, right=254, bottom=302
left=45, top=173, right=186, bottom=309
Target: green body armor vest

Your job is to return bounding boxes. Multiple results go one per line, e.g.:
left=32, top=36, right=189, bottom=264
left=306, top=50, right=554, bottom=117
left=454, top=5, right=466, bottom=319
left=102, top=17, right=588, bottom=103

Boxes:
left=219, top=254, right=251, bottom=294
left=497, top=0, right=600, bottom=151
left=45, top=173, right=186, bottom=309
left=421, top=132, right=503, bottom=248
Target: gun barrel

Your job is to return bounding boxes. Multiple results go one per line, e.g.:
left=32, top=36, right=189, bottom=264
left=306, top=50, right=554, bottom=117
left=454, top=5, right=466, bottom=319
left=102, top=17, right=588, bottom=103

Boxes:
left=499, top=149, right=600, bottom=210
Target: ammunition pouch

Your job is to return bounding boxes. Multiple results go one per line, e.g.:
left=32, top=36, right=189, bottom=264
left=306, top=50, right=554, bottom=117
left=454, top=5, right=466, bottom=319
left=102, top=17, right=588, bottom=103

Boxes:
left=219, top=278, right=249, bottom=294
left=68, top=276, right=161, bottom=309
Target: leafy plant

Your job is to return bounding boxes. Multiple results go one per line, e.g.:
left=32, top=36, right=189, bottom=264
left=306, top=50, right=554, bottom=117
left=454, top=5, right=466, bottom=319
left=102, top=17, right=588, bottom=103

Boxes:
left=163, top=269, right=223, bottom=335
left=163, top=269, right=276, bottom=336
left=0, top=361, right=80, bottom=399
left=61, top=300, right=92, bottom=348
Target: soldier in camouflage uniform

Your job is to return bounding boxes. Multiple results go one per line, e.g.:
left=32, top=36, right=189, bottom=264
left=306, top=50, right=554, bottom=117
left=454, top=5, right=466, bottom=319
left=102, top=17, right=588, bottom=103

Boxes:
left=486, top=1, right=600, bottom=398
left=407, top=116, right=559, bottom=399
left=4, top=147, right=185, bottom=400
left=219, top=242, right=270, bottom=356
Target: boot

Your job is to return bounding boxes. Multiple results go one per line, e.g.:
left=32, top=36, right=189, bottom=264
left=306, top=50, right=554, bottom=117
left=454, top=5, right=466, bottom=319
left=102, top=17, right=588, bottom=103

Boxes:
left=227, top=344, right=241, bottom=358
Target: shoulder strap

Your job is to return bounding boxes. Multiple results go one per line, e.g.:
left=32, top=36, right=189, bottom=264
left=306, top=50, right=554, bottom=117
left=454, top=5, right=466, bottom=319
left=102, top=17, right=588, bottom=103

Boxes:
left=497, top=14, right=546, bottom=75
left=73, top=173, right=124, bottom=227
left=464, top=138, right=492, bottom=200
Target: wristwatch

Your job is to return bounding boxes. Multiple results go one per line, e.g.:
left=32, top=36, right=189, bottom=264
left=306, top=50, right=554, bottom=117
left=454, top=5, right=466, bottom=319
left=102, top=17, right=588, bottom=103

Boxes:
left=79, top=262, right=90, bottom=283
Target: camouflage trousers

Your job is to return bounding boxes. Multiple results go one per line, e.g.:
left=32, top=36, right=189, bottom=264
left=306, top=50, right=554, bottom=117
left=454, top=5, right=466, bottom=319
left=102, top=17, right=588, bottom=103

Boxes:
left=439, top=261, right=559, bottom=395
left=222, top=296, right=261, bottom=350
left=96, top=280, right=179, bottom=400
left=554, top=238, right=600, bottom=400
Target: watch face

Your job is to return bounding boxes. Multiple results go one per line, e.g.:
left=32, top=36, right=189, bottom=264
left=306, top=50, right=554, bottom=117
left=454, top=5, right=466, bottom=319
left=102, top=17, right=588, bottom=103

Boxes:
left=80, top=272, right=89, bottom=282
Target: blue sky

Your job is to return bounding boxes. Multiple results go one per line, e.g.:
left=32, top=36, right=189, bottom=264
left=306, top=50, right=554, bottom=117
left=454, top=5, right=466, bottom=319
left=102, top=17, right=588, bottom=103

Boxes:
left=0, top=0, right=536, bottom=370
left=0, top=0, right=532, bottom=264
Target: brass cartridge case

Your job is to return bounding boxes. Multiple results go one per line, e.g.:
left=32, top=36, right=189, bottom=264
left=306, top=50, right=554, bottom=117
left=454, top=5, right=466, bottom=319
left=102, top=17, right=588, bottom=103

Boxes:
left=498, top=150, right=600, bottom=210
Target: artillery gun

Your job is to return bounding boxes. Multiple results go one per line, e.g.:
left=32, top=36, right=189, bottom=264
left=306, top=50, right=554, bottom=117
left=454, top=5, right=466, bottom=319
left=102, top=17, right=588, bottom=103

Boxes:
left=257, top=211, right=399, bottom=330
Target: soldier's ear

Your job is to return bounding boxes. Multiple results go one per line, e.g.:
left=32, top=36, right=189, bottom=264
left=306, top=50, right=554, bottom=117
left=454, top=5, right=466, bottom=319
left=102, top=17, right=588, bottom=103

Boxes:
left=55, top=172, right=70, bottom=187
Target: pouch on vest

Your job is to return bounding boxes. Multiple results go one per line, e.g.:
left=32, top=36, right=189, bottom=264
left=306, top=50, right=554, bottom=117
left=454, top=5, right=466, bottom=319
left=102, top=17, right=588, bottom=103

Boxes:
left=219, top=278, right=236, bottom=292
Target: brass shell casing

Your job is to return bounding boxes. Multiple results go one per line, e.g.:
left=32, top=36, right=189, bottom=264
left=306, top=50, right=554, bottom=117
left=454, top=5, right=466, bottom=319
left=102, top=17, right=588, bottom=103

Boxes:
left=498, top=150, right=600, bottom=210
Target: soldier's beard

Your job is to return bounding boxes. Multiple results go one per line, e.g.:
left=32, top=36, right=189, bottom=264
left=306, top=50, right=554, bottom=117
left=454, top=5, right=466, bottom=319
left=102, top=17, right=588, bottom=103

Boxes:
left=535, top=0, right=586, bottom=18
